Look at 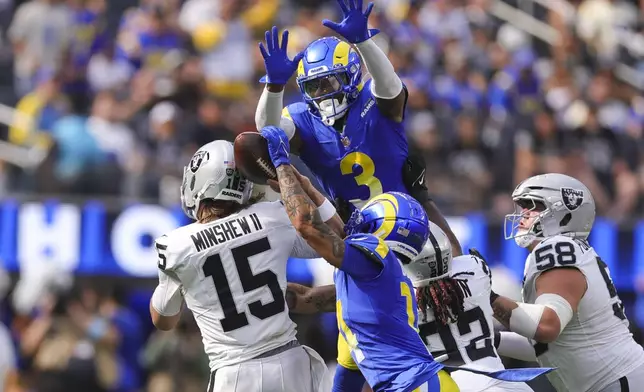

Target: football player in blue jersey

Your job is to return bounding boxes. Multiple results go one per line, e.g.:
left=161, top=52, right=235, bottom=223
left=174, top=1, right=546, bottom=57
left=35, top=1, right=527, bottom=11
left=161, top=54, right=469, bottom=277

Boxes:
left=261, top=125, right=554, bottom=392
left=261, top=124, right=456, bottom=392
left=255, top=0, right=462, bottom=257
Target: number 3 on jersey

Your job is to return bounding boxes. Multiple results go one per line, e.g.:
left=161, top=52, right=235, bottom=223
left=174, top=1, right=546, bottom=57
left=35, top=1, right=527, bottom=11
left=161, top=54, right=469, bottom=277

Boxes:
left=203, top=237, right=285, bottom=332
left=340, top=152, right=383, bottom=206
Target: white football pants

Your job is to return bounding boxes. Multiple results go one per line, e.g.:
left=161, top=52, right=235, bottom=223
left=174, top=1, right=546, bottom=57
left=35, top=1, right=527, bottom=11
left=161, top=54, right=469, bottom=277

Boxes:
left=206, top=343, right=329, bottom=392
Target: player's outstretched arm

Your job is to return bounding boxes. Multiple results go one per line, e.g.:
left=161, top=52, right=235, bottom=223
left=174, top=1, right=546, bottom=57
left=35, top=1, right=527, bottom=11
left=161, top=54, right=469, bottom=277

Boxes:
left=494, top=331, right=537, bottom=362
left=268, top=173, right=345, bottom=238
left=322, top=0, right=406, bottom=122
left=403, top=151, right=463, bottom=255
left=255, top=26, right=304, bottom=153
left=276, top=164, right=345, bottom=268
left=490, top=267, right=585, bottom=343
left=423, top=200, right=462, bottom=256
left=262, top=126, right=346, bottom=267
left=285, top=283, right=336, bottom=314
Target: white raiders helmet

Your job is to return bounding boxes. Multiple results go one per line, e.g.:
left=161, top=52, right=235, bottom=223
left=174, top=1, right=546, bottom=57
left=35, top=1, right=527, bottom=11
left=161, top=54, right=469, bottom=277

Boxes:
left=403, top=221, right=452, bottom=287
left=505, top=173, right=595, bottom=248
left=180, top=140, right=253, bottom=220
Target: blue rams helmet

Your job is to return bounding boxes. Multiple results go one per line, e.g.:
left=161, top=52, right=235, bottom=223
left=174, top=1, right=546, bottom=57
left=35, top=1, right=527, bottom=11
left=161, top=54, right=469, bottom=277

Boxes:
left=296, top=37, right=362, bottom=125
left=345, top=192, right=430, bottom=263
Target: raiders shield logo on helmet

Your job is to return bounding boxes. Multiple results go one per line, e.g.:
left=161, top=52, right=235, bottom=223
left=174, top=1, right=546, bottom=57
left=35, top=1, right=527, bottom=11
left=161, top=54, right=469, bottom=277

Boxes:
left=561, top=187, right=584, bottom=211
left=189, top=151, right=209, bottom=173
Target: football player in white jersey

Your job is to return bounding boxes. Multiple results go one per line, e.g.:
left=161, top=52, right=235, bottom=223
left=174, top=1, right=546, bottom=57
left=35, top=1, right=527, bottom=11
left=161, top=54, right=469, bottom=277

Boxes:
left=408, top=222, right=532, bottom=392
left=490, top=173, right=644, bottom=392
left=148, top=140, right=337, bottom=392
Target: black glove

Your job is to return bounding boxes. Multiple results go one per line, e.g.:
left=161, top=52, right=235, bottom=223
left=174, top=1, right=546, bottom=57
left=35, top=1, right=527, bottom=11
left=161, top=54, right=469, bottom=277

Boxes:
left=333, top=197, right=353, bottom=223
left=402, top=150, right=431, bottom=204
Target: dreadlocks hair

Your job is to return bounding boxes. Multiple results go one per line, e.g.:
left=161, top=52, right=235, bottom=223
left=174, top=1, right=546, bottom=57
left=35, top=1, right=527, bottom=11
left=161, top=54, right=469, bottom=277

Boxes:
left=417, top=277, right=466, bottom=326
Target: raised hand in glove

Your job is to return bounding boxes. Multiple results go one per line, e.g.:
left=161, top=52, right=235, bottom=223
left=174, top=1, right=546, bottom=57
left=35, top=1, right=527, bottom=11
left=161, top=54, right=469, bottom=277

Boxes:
left=259, top=26, right=304, bottom=85
left=260, top=126, right=291, bottom=168
left=322, top=0, right=380, bottom=44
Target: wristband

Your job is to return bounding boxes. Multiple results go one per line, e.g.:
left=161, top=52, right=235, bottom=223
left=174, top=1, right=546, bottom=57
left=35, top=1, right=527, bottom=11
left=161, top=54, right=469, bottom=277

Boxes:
left=318, top=199, right=337, bottom=222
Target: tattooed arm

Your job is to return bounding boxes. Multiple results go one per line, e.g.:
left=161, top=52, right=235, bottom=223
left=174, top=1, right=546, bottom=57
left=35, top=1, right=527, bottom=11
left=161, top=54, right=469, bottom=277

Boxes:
left=276, top=165, right=346, bottom=268
left=285, top=283, right=336, bottom=314
left=267, top=169, right=346, bottom=238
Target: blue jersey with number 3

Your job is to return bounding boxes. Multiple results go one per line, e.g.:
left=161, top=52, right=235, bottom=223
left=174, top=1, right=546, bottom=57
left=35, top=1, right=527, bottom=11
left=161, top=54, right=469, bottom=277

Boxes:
left=335, top=234, right=442, bottom=392
left=284, top=80, right=409, bottom=208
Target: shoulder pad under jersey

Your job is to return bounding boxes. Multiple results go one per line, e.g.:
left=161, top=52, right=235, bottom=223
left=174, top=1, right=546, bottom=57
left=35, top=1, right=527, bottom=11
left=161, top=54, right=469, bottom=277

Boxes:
left=345, top=234, right=390, bottom=264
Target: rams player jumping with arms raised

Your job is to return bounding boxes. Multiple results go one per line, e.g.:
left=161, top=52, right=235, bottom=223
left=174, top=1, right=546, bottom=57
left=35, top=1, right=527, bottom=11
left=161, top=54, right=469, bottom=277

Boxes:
left=259, top=125, right=554, bottom=392
left=254, top=0, right=461, bottom=256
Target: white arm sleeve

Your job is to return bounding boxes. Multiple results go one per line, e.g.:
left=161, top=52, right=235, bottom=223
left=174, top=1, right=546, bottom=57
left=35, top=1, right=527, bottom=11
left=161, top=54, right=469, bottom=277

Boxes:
left=151, top=269, right=183, bottom=316
left=291, top=234, right=320, bottom=259
left=496, top=331, right=538, bottom=362
left=255, top=87, right=297, bottom=140
left=354, top=39, right=403, bottom=99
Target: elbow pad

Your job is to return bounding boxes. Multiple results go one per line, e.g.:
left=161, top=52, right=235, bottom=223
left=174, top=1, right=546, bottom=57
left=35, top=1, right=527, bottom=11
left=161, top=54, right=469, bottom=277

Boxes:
left=510, top=294, right=573, bottom=339
left=509, top=302, right=545, bottom=339
left=536, top=293, right=573, bottom=334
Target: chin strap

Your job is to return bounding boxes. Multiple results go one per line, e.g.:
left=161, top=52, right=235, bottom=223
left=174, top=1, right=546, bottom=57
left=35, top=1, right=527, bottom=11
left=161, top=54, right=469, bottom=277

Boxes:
left=322, top=115, right=335, bottom=126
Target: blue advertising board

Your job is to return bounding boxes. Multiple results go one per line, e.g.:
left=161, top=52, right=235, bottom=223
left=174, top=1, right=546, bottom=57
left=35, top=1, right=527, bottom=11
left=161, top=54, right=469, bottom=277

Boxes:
left=0, top=200, right=641, bottom=291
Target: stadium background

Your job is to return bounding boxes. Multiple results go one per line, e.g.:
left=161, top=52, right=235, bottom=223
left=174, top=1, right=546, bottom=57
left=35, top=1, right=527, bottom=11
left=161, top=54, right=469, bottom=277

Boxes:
left=0, top=0, right=643, bottom=391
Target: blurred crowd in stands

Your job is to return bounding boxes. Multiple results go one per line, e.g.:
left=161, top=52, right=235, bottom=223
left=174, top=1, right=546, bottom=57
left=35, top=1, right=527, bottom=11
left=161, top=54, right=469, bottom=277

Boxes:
left=0, top=0, right=644, bottom=391
left=0, top=0, right=642, bottom=219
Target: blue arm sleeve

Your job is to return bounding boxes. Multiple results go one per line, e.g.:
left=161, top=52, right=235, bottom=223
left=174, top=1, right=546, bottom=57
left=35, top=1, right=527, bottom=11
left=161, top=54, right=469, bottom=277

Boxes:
left=332, top=365, right=367, bottom=392
left=339, top=241, right=384, bottom=281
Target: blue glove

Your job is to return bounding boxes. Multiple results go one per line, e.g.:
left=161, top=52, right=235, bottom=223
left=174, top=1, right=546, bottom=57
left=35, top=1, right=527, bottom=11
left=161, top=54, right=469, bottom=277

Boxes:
left=260, top=126, right=291, bottom=168
left=259, top=26, right=304, bottom=85
left=323, top=0, right=380, bottom=44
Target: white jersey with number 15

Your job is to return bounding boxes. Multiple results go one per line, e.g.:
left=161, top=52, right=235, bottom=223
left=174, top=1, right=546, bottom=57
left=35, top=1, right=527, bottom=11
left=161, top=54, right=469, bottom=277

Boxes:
left=154, top=201, right=318, bottom=372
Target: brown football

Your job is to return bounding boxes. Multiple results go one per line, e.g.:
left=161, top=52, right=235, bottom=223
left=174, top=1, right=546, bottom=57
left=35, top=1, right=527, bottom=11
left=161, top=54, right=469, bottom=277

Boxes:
left=233, top=132, right=277, bottom=185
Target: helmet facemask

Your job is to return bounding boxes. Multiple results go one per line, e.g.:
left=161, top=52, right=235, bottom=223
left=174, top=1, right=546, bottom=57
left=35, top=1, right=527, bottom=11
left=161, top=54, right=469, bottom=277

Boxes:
left=298, top=67, right=360, bottom=126
left=181, top=166, right=197, bottom=219
left=504, top=197, right=547, bottom=248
